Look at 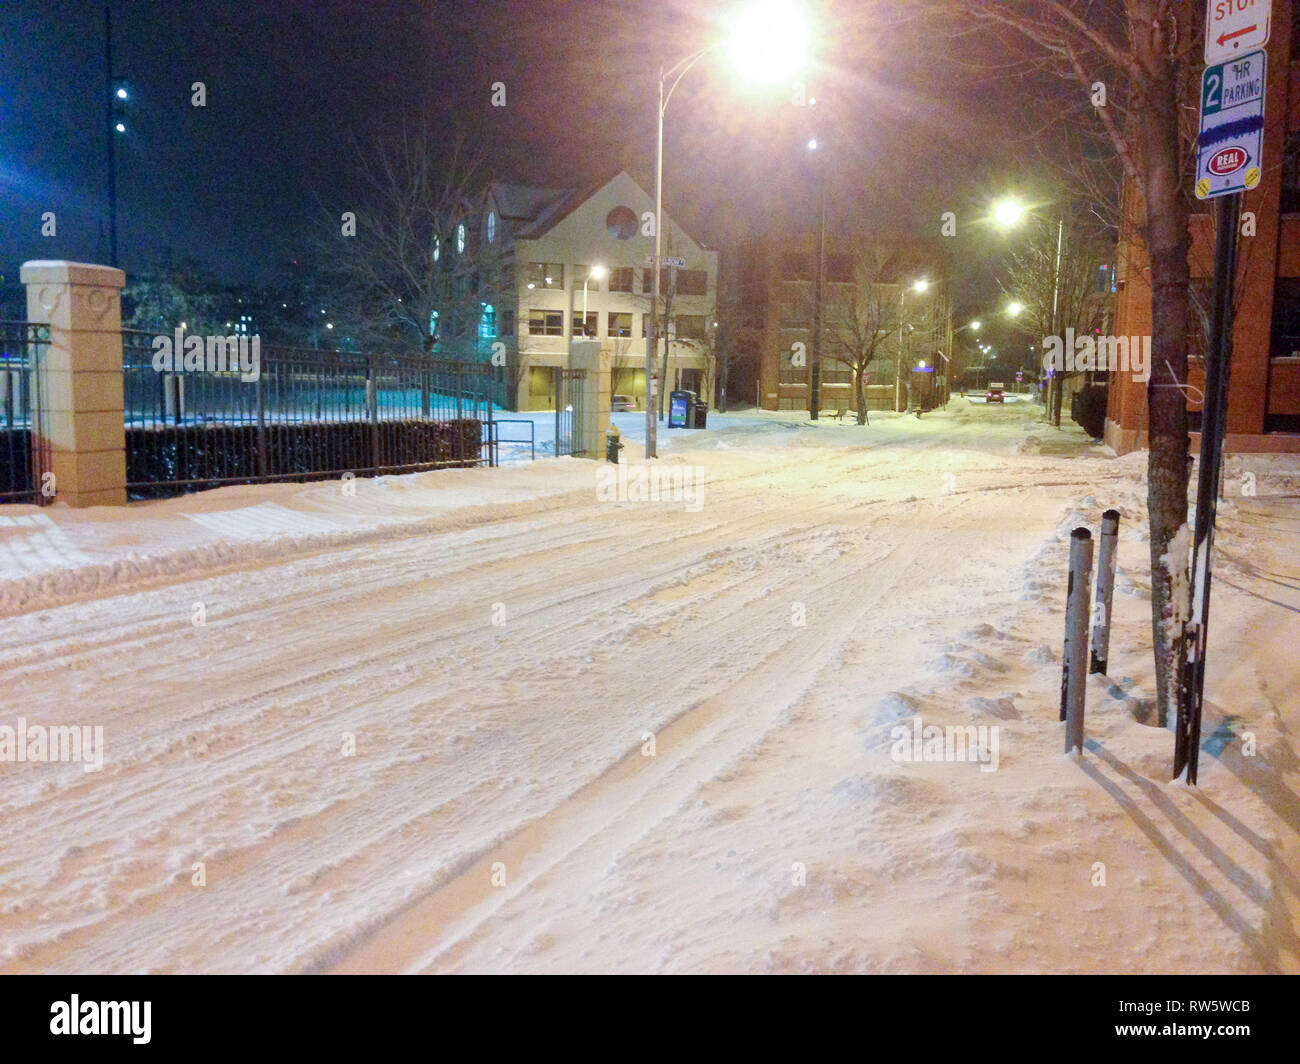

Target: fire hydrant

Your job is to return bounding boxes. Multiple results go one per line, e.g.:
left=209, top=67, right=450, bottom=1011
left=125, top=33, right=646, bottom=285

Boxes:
left=605, top=423, right=624, bottom=464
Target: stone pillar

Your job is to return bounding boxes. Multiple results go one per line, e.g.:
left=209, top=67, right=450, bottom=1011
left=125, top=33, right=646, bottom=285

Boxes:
left=21, top=261, right=128, bottom=506
left=569, top=340, right=610, bottom=460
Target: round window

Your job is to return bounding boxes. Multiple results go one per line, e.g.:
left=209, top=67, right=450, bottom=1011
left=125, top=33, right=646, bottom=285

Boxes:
left=606, top=206, right=638, bottom=240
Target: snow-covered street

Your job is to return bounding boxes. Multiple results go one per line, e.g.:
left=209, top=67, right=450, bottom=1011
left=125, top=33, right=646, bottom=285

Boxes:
left=2, top=399, right=1298, bottom=973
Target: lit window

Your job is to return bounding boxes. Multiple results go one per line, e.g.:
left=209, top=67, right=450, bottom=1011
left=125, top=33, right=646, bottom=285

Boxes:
left=433, top=236, right=441, bottom=262
left=457, top=223, right=466, bottom=254
left=487, top=211, right=496, bottom=243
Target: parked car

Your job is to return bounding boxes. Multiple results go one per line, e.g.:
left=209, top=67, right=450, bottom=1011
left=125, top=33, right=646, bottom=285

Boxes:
left=611, top=394, right=637, bottom=411
left=986, top=383, right=1005, bottom=404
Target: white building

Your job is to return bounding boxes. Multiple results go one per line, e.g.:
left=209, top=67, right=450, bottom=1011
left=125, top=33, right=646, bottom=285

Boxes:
left=482, top=171, right=719, bottom=411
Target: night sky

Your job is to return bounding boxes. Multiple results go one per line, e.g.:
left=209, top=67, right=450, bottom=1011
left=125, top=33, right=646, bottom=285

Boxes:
left=1, top=0, right=1078, bottom=325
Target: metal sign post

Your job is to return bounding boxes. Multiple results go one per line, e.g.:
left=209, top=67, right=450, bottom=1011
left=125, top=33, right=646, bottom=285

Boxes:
left=1174, top=37, right=1267, bottom=784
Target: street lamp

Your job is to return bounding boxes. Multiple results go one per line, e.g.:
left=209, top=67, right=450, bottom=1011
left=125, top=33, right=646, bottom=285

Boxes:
left=583, top=264, right=606, bottom=333
left=895, top=278, right=929, bottom=412
left=644, top=0, right=812, bottom=456
left=1007, top=300, right=1024, bottom=317
left=994, top=195, right=1065, bottom=425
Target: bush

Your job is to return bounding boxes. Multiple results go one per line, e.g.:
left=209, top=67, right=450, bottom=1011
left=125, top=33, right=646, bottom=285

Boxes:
left=1071, top=384, right=1108, bottom=439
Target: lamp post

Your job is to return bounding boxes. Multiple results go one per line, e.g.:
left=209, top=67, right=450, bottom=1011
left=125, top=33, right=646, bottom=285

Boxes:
left=644, top=0, right=811, bottom=456
left=583, top=264, right=605, bottom=334
left=993, top=197, right=1065, bottom=426
left=807, top=134, right=827, bottom=419
left=103, top=5, right=127, bottom=268
left=896, top=278, right=928, bottom=412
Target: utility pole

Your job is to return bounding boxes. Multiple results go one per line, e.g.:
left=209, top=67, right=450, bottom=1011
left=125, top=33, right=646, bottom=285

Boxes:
left=809, top=142, right=826, bottom=420
left=1049, top=213, right=1064, bottom=426
left=104, top=5, right=118, bottom=268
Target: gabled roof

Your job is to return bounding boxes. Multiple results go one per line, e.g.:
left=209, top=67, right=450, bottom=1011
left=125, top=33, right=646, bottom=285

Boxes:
left=485, top=171, right=711, bottom=249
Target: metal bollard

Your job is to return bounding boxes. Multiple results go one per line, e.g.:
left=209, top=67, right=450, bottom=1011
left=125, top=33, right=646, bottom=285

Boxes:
left=1089, top=509, right=1120, bottom=675
left=1062, top=527, right=1094, bottom=754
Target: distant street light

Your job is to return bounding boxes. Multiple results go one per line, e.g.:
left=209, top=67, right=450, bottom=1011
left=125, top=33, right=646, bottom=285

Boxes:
left=970, top=320, right=980, bottom=331
left=994, top=193, right=1066, bottom=425
left=645, top=0, right=813, bottom=454
left=582, top=264, right=606, bottom=330
left=1007, top=301, right=1024, bottom=317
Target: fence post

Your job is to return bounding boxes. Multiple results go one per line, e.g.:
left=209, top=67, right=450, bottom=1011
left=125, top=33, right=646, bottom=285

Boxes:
left=20, top=260, right=127, bottom=506
left=367, top=355, right=379, bottom=472
left=255, top=369, right=268, bottom=479
left=1062, top=527, right=1094, bottom=753
left=1089, top=509, right=1120, bottom=674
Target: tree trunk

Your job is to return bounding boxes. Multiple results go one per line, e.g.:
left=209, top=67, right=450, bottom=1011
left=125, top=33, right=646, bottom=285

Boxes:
left=1136, top=38, right=1192, bottom=730
left=856, top=366, right=869, bottom=425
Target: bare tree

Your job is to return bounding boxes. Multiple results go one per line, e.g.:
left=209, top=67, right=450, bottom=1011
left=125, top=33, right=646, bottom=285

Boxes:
left=997, top=206, right=1113, bottom=419
left=822, top=241, right=913, bottom=425
left=329, top=119, right=512, bottom=359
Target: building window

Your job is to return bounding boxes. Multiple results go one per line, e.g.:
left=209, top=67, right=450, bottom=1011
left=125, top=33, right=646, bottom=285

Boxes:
left=1271, top=278, right=1300, bottom=359
left=676, top=314, right=707, bottom=340
left=608, top=267, right=634, bottom=292
left=826, top=255, right=853, bottom=283
left=572, top=312, right=598, bottom=337
left=575, top=265, right=601, bottom=290
left=780, top=299, right=810, bottom=327
left=528, top=310, right=564, bottom=336
left=606, top=205, right=638, bottom=240
left=1281, top=132, right=1300, bottom=215
left=487, top=211, right=496, bottom=243
left=456, top=223, right=466, bottom=254
left=499, top=308, right=515, bottom=336
left=608, top=312, right=632, bottom=337
left=782, top=253, right=812, bottom=281
left=779, top=348, right=805, bottom=384
left=676, top=270, right=707, bottom=296
left=525, top=263, right=565, bottom=290
left=433, top=236, right=441, bottom=262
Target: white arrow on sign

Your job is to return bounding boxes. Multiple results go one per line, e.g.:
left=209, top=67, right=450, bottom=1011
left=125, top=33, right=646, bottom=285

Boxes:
left=1205, top=0, right=1271, bottom=65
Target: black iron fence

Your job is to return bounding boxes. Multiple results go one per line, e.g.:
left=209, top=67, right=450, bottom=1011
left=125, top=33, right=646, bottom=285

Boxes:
left=0, top=321, right=49, bottom=504
left=122, top=333, right=497, bottom=498
left=555, top=367, right=587, bottom=457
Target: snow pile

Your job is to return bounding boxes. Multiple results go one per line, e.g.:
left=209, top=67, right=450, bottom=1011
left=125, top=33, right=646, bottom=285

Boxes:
left=1, top=403, right=1297, bottom=973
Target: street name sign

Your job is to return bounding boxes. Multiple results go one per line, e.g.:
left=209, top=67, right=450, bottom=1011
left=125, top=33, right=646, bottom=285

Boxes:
left=1205, top=0, right=1271, bottom=65
left=1195, top=49, right=1266, bottom=200
left=646, top=256, right=687, bottom=268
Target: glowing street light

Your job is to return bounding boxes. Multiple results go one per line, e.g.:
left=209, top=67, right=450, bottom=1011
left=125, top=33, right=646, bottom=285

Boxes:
left=724, top=0, right=813, bottom=85
left=646, top=0, right=813, bottom=454
left=912, top=279, right=929, bottom=294
left=970, top=320, right=981, bottom=332
left=993, top=198, right=1026, bottom=229
left=1007, top=301, right=1024, bottom=317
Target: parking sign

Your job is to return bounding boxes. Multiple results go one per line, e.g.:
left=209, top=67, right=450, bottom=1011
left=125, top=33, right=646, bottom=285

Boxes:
left=1195, top=49, right=1266, bottom=200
